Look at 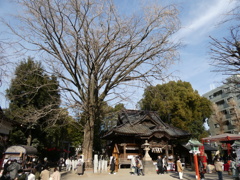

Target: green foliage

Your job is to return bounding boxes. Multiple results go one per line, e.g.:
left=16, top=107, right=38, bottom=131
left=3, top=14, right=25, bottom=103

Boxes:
left=139, top=80, right=212, bottom=139
left=66, top=121, right=83, bottom=149
left=101, top=103, right=125, bottom=131
left=92, top=102, right=125, bottom=153
left=8, top=129, right=27, bottom=145
left=5, top=57, right=77, bottom=158
left=6, top=57, right=60, bottom=125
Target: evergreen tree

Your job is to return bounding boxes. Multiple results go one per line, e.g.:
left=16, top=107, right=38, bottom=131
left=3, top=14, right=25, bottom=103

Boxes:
left=6, top=57, right=66, bottom=152
left=139, top=80, right=212, bottom=139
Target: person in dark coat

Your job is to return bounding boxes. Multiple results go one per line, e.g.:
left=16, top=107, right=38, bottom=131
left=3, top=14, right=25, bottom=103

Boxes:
left=42, top=157, right=48, bottom=171
left=7, top=160, right=21, bottom=180
left=34, top=160, right=42, bottom=180
left=58, top=158, right=65, bottom=172
left=157, top=156, right=164, bottom=174
left=16, top=169, right=27, bottom=180
left=198, top=157, right=205, bottom=180
left=109, top=156, right=116, bottom=174
left=0, top=170, right=10, bottom=180
left=3, top=160, right=11, bottom=173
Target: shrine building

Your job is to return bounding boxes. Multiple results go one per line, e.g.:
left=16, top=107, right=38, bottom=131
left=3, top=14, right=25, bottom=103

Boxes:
left=102, top=109, right=191, bottom=170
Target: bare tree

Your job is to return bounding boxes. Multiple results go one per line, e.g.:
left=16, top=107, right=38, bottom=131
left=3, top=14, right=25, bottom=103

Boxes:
left=3, top=0, right=181, bottom=166
left=210, top=27, right=240, bottom=75
left=209, top=1, right=240, bottom=86
left=0, top=43, right=7, bottom=88
left=211, top=104, right=225, bottom=134
left=227, top=98, right=240, bottom=133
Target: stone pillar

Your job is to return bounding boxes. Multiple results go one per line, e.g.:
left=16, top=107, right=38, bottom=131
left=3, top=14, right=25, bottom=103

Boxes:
left=93, top=154, right=98, bottom=173
left=102, top=160, right=107, bottom=172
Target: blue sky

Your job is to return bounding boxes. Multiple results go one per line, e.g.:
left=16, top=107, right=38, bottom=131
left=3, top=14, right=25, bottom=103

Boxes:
left=171, top=0, right=236, bottom=95
left=0, top=0, right=238, bottom=109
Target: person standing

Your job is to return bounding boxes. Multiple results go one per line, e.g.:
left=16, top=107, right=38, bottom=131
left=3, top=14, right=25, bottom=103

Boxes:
left=163, top=156, right=168, bottom=174
left=230, top=157, right=239, bottom=180
left=7, top=159, right=21, bottom=180
left=40, top=167, right=50, bottom=180
left=176, top=157, right=183, bottom=180
left=58, top=158, right=65, bottom=172
left=109, top=156, right=116, bottom=174
left=138, top=156, right=144, bottom=176
left=77, top=156, right=84, bottom=175
left=50, top=167, right=61, bottom=180
left=65, top=158, right=71, bottom=171
left=198, top=157, right=205, bottom=180
left=27, top=168, right=36, bottom=180
left=135, top=156, right=140, bottom=175
left=34, top=160, right=42, bottom=180
left=0, top=170, right=10, bottom=180
left=70, top=158, right=75, bottom=171
left=130, top=156, right=136, bottom=175
left=215, top=158, right=223, bottom=180
left=157, top=156, right=163, bottom=175
left=42, top=158, right=48, bottom=170
left=3, top=160, right=11, bottom=173
left=73, top=158, right=78, bottom=171
left=16, top=169, right=27, bottom=180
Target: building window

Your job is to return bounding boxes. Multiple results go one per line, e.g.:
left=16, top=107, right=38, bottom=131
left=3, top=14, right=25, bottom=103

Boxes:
left=213, top=90, right=223, bottom=97
left=237, top=94, right=240, bottom=99
left=231, top=119, right=237, bottom=125
left=227, top=97, right=233, bottom=102
left=216, top=100, right=224, bottom=106
left=221, top=110, right=227, bottom=115
left=224, top=87, right=231, bottom=93
left=229, top=108, right=236, bottom=114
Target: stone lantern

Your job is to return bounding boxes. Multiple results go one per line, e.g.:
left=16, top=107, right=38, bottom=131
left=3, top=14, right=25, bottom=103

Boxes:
left=143, top=140, right=151, bottom=161
left=142, top=140, right=155, bottom=174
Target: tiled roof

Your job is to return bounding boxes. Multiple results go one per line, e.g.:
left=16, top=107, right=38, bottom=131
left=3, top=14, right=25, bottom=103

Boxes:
left=102, top=109, right=191, bottom=139
left=0, top=106, right=15, bottom=124
left=182, top=143, right=217, bottom=151
left=0, top=107, right=8, bottom=121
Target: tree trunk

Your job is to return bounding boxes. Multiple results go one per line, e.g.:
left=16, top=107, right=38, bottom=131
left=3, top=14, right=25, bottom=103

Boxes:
left=82, top=115, right=94, bottom=168
left=82, top=74, right=98, bottom=168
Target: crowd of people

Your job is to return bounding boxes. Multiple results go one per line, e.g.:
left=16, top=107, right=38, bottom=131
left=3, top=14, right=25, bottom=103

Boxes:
left=198, top=154, right=240, bottom=180
left=0, top=155, right=85, bottom=180
left=129, top=155, right=144, bottom=176
left=156, top=155, right=168, bottom=175
left=107, top=154, right=181, bottom=177
left=213, top=155, right=240, bottom=180
left=0, top=157, right=60, bottom=180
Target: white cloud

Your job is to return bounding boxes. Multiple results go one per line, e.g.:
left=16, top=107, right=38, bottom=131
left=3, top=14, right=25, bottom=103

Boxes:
left=175, top=0, right=235, bottom=43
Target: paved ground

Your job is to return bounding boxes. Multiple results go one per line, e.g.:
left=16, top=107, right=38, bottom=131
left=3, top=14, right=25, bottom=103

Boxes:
left=61, top=169, right=233, bottom=180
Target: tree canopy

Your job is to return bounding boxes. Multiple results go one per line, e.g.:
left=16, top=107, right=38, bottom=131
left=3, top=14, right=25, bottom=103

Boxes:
left=139, top=80, right=212, bottom=139
left=6, top=57, right=75, bottom=160
left=6, top=57, right=60, bottom=127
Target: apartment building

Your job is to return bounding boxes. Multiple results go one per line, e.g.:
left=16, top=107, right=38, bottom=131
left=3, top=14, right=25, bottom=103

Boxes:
left=203, top=77, right=240, bottom=136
